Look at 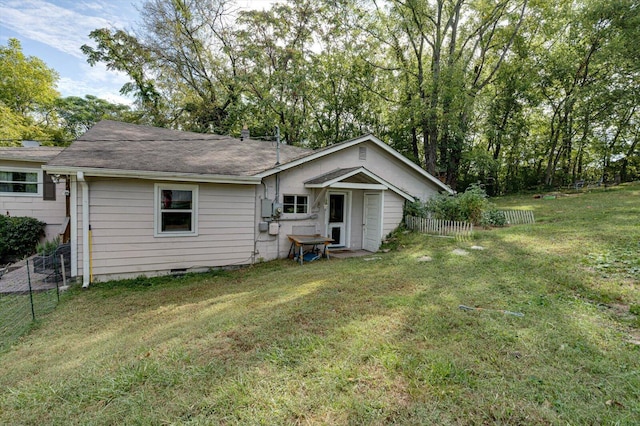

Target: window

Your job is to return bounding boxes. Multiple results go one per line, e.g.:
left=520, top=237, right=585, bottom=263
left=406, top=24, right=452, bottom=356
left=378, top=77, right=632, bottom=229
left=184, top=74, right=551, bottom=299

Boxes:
left=283, top=195, right=308, bottom=214
left=0, top=168, right=40, bottom=196
left=155, top=184, right=198, bottom=236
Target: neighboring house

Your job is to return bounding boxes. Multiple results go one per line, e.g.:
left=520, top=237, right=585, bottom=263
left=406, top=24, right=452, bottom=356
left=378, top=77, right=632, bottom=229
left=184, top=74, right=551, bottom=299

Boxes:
left=43, top=120, right=452, bottom=286
left=0, top=145, right=67, bottom=241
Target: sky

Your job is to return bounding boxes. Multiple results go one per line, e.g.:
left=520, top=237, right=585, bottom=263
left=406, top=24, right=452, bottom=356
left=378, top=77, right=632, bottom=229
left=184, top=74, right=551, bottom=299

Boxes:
left=0, top=0, right=275, bottom=106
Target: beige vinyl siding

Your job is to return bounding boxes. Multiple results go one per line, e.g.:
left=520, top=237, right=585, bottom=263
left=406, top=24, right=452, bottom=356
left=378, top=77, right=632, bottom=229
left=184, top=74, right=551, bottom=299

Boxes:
left=77, top=178, right=255, bottom=281
left=383, top=191, right=405, bottom=237
left=0, top=160, right=67, bottom=241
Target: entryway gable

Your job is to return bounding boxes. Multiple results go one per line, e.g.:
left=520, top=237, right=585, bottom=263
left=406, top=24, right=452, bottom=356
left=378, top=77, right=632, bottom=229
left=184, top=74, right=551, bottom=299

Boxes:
left=304, top=167, right=414, bottom=201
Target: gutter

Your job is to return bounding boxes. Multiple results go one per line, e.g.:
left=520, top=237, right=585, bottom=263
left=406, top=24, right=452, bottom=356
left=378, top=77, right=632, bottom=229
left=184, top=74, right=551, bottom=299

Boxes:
left=77, top=171, right=91, bottom=288
left=43, top=166, right=262, bottom=185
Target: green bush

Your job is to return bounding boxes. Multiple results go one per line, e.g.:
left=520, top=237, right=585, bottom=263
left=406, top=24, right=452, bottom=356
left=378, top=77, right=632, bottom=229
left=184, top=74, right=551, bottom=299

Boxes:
left=0, top=215, right=46, bottom=262
left=0, top=215, right=9, bottom=259
left=457, top=184, right=488, bottom=225
left=36, top=236, right=61, bottom=256
left=481, top=208, right=507, bottom=227
left=421, top=184, right=490, bottom=225
left=407, top=185, right=506, bottom=227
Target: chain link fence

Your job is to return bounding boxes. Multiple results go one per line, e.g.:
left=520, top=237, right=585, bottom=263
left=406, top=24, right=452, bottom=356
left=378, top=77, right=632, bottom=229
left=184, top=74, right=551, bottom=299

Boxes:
left=0, top=244, right=71, bottom=351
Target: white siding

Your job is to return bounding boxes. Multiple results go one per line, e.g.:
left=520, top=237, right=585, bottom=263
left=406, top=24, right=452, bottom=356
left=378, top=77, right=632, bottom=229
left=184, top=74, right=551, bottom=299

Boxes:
left=258, top=142, right=439, bottom=259
left=383, top=191, right=405, bottom=238
left=0, top=160, right=67, bottom=241
left=76, top=177, right=255, bottom=282
left=254, top=141, right=441, bottom=258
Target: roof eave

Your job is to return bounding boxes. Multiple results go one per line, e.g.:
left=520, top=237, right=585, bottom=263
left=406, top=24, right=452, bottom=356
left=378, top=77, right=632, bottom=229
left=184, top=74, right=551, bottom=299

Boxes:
left=42, top=165, right=262, bottom=185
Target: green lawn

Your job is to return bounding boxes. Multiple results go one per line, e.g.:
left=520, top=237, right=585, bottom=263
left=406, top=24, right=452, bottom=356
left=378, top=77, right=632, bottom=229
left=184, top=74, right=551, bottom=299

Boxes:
left=1, top=184, right=639, bottom=425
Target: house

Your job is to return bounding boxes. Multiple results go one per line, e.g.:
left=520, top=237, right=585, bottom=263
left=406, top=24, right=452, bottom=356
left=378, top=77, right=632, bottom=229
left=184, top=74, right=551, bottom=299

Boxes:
left=42, top=120, right=452, bottom=286
left=0, top=144, right=67, bottom=241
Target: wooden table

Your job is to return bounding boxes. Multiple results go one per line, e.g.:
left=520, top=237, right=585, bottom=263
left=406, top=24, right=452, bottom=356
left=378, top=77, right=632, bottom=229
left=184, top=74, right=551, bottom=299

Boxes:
left=287, top=234, right=334, bottom=265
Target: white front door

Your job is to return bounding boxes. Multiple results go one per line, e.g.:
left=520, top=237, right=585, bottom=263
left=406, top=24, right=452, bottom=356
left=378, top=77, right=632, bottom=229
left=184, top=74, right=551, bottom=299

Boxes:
left=363, top=192, right=382, bottom=252
left=328, top=192, right=349, bottom=247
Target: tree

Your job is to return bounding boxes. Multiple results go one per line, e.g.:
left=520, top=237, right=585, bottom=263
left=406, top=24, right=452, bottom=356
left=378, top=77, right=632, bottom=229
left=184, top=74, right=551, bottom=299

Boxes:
left=364, top=0, right=528, bottom=189
left=82, top=28, right=167, bottom=127
left=0, top=38, right=60, bottom=144
left=55, top=95, right=133, bottom=139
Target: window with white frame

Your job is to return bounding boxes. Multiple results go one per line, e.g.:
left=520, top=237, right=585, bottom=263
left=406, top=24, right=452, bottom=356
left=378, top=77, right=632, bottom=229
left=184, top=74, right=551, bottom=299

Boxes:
left=283, top=194, right=308, bottom=214
left=0, top=168, right=40, bottom=196
left=155, top=184, right=198, bottom=236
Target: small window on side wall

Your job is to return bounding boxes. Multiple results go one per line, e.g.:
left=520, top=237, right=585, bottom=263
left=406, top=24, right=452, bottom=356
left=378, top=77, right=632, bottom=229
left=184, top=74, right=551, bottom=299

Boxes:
left=155, top=183, right=198, bottom=237
left=283, top=195, right=308, bottom=214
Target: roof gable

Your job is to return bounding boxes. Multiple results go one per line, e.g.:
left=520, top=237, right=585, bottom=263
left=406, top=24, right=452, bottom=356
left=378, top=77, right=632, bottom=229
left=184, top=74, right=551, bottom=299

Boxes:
left=304, top=167, right=415, bottom=200
left=258, top=134, right=453, bottom=193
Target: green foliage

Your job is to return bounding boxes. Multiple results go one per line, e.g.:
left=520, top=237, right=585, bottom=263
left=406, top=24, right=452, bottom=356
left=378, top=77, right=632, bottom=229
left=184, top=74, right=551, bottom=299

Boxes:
left=35, top=237, right=60, bottom=256
left=419, top=184, right=495, bottom=225
left=0, top=38, right=63, bottom=143
left=55, top=95, right=132, bottom=139
left=481, top=208, right=507, bottom=227
left=403, top=199, right=430, bottom=218
left=0, top=216, right=46, bottom=261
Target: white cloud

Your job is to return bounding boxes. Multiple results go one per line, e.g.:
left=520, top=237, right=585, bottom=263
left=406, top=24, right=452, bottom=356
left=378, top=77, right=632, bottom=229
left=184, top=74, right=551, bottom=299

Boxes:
left=57, top=62, right=135, bottom=105
left=0, top=0, right=133, bottom=59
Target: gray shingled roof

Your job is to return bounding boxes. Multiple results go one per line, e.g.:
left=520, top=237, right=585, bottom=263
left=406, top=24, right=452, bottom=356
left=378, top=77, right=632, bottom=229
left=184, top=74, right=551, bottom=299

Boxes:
left=47, top=120, right=313, bottom=176
left=0, top=147, right=64, bottom=163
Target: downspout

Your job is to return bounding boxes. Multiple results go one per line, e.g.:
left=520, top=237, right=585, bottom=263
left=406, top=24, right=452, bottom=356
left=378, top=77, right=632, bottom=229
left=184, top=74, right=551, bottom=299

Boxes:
left=77, top=172, right=91, bottom=288
left=275, top=125, right=281, bottom=257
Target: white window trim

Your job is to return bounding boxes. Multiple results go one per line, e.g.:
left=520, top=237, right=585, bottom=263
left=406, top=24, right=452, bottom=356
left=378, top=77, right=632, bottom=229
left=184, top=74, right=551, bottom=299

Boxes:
left=0, top=166, right=42, bottom=197
left=283, top=194, right=309, bottom=215
left=154, top=183, right=199, bottom=237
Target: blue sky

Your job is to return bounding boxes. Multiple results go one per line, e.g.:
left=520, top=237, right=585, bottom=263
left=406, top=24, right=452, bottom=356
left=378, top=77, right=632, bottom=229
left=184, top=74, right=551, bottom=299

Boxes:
left=0, top=0, right=274, bottom=106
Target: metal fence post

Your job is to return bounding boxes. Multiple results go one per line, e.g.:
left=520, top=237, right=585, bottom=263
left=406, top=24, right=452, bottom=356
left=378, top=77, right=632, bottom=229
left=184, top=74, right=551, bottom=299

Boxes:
left=26, top=259, right=36, bottom=321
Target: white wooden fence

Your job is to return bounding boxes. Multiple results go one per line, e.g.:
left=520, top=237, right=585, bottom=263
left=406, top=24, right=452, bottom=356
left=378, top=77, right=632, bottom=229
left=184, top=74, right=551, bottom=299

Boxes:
left=405, top=215, right=473, bottom=239
left=499, top=210, right=535, bottom=225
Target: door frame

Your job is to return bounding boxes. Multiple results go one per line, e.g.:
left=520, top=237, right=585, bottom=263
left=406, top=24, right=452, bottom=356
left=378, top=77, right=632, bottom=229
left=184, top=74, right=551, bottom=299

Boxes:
left=326, top=190, right=351, bottom=248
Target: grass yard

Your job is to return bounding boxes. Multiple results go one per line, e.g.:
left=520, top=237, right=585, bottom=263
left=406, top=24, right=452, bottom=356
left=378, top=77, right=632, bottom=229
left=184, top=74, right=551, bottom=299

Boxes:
left=0, top=184, right=638, bottom=425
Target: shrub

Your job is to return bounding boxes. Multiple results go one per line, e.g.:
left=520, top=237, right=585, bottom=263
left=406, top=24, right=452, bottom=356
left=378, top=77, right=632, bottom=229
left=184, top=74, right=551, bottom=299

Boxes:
left=457, top=184, right=489, bottom=225
left=36, top=236, right=61, bottom=256
left=0, top=215, right=9, bottom=259
left=404, top=199, right=430, bottom=218
left=0, top=215, right=46, bottom=261
left=417, top=184, right=491, bottom=225
left=481, top=208, right=507, bottom=227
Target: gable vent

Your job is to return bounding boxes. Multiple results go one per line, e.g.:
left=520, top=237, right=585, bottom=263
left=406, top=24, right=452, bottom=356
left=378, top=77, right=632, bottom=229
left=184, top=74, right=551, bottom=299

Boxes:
left=359, top=147, right=367, bottom=160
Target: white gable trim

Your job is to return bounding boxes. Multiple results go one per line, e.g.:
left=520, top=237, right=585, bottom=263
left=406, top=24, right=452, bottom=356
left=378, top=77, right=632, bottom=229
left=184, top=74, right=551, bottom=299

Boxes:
left=304, top=167, right=415, bottom=201
left=256, top=134, right=453, bottom=194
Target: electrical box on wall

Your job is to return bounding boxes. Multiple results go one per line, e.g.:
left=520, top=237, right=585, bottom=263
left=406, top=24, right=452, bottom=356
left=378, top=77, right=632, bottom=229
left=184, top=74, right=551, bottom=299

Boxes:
left=261, top=199, right=273, bottom=218
left=258, top=221, right=269, bottom=232
left=272, top=203, right=283, bottom=216
left=268, top=222, right=280, bottom=235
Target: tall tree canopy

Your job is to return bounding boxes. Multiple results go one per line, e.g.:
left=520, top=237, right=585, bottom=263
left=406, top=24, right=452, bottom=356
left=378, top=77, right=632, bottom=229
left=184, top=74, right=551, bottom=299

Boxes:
left=79, top=0, right=638, bottom=191
left=0, top=38, right=60, bottom=144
